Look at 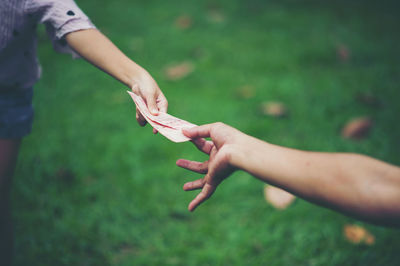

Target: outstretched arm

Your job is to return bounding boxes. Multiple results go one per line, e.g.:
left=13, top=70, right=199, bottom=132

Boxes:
left=177, top=123, right=400, bottom=227
left=65, top=29, right=167, bottom=127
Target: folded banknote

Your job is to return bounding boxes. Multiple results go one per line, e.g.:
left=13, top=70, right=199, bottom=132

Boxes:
left=127, top=91, right=196, bottom=142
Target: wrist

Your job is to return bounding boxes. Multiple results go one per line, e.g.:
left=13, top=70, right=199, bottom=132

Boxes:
left=123, top=63, right=146, bottom=89
left=229, top=134, right=257, bottom=171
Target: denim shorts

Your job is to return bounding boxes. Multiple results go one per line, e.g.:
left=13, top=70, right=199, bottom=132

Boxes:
left=0, top=88, right=34, bottom=139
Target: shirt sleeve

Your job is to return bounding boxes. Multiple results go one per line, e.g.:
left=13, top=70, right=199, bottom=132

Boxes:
left=26, top=0, right=96, bottom=57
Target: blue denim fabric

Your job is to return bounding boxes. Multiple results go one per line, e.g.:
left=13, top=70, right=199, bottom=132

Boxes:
left=0, top=88, right=34, bottom=138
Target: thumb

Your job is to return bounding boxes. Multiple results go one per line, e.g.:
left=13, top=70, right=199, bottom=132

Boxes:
left=131, top=83, right=140, bottom=94
left=145, top=94, right=159, bottom=115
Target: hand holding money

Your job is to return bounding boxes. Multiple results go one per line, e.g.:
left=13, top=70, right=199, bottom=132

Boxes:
left=130, top=83, right=168, bottom=134
left=128, top=91, right=197, bottom=142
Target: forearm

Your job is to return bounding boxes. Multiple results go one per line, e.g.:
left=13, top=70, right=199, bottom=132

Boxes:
left=65, top=29, right=143, bottom=88
left=231, top=136, right=400, bottom=225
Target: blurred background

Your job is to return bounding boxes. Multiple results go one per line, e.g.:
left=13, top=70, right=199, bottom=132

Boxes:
left=13, top=0, right=400, bottom=265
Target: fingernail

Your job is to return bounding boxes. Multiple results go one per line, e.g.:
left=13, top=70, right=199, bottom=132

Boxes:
left=182, top=128, right=191, bottom=136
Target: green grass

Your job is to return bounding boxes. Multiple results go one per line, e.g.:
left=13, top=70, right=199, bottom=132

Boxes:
left=12, top=0, right=400, bottom=265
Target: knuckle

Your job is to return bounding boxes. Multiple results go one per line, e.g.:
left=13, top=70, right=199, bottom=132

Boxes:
left=200, top=164, right=209, bottom=174
left=220, top=146, right=233, bottom=163
left=212, top=122, right=225, bottom=133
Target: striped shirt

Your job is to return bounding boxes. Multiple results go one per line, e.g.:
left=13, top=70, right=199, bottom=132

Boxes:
left=0, top=0, right=95, bottom=90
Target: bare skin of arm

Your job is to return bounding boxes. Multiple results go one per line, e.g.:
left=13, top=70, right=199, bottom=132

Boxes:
left=65, top=29, right=167, bottom=128
left=177, top=123, right=400, bottom=227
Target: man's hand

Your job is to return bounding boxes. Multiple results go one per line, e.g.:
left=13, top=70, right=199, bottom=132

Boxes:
left=176, top=123, right=247, bottom=211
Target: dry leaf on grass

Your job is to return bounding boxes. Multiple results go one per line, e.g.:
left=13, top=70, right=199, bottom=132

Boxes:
left=341, top=117, right=373, bottom=140
left=260, top=101, right=288, bottom=118
left=364, top=233, right=375, bottom=245
left=236, top=85, right=255, bottom=99
left=344, top=224, right=375, bottom=245
left=263, top=185, right=296, bottom=210
left=175, top=15, right=192, bottom=29
left=164, top=62, right=194, bottom=81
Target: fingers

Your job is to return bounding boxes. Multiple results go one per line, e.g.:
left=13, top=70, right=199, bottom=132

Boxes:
left=188, top=183, right=216, bottom=212
left=176, top=159, right=208, bottom=174
left=182, top=177, right=205, bottom=191
left=157, top=93, right=168, bottom=113
left=132, top=83, right=160, bottom=115
left=132, top=84, right=147, bottom=126
left=136, top=108, right=147, bottom=126
left=143, top=92, right=159, bottom=115
left=153, top=128, right=158, bottom=134
left=182, top=124, right=213, bottom=139
left=191, top=138, right=214, bottom=155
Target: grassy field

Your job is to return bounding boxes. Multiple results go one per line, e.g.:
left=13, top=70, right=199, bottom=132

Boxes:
left=12, top=0, right=400, bottom=265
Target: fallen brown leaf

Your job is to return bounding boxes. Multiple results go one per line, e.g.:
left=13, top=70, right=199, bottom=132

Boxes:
left=260, top=101, right=288, bottom=118
left=164, top=61, right=194, bottom=81
left=341, top=117, right=373, bottom=140
left=236, top=85, right=255, bottom=99
left=175, top=15, right=192, bottom=29
left=344, top=224, right=375, bottom=245
left=365, top=233, right=375, bottom=245
left=263, top=185, right=296, bottom=210
left=344, top=224, right=366, bottom=244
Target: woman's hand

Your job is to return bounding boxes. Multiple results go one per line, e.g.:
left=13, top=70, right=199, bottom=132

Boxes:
left=130, top=70, right=168, bottom=131
left=65, top=29, right=168, bottom=132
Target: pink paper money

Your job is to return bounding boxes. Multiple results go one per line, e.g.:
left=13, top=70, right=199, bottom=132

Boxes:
left=127, top=91, right=196, bottom=142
